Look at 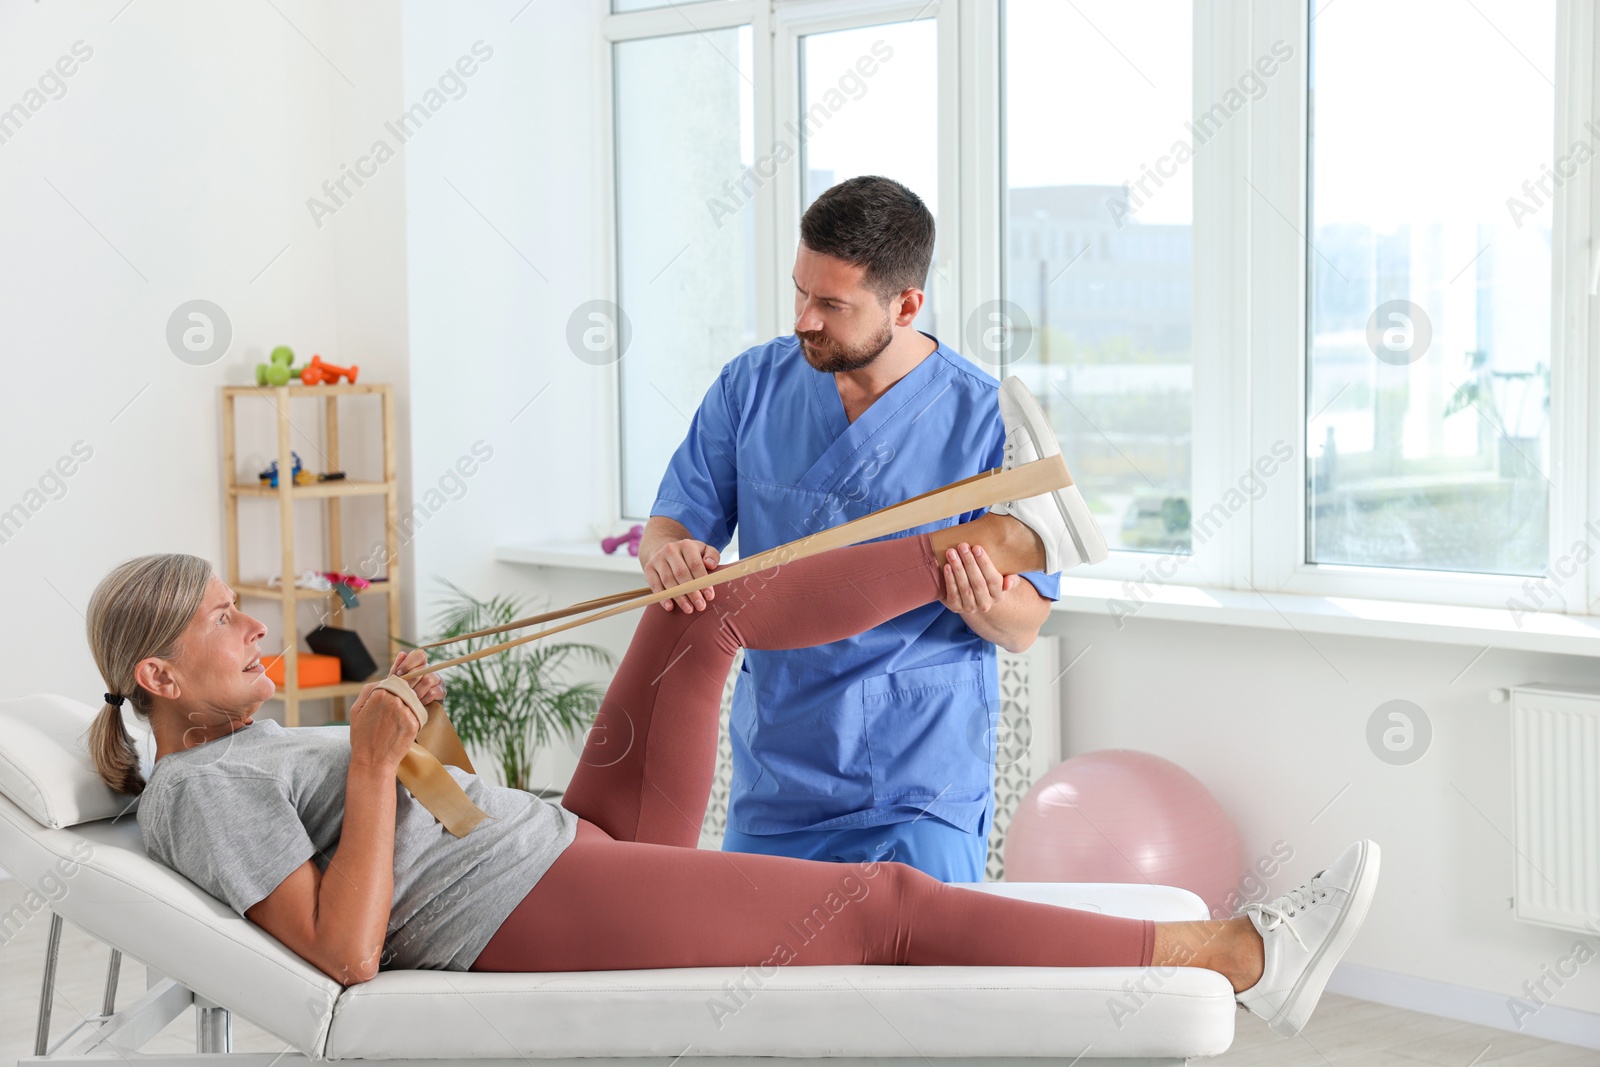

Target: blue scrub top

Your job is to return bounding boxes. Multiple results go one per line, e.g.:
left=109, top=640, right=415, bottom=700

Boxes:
left=651, top=333, right=1061, bottom=837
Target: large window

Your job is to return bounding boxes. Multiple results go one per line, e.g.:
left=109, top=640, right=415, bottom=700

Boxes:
left=613, top=25, right=756, bottom=521
left=1003, top=0, right=1194, bottom=555
left=602, top=0, right=1595, bottom=618
left=1306, top=0, right=1554, bottom=576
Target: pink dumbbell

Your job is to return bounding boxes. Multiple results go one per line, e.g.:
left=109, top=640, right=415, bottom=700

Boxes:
left=602, top=524, right=644, bottom=556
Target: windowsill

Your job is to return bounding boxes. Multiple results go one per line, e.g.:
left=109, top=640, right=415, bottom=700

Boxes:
left=495, top=540, right=651, bottom=575
left=494, top=543, right=1600, bottom=657
left=495, top=540, right=742, bottom=576
left=1053, top=575, right=1600, bottom=657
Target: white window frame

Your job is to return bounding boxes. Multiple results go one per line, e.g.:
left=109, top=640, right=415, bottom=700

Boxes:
left=600, top=0, right=1600, bottom=624
left=602, top=0, right=970, bottom=522
left=770, top=0, right=964, bottom=343
left=995, top=0, right=1240, bottom=591
left=602, top=0, right=763, bottom=529
left=1249, top=0, right=1596, bottom=612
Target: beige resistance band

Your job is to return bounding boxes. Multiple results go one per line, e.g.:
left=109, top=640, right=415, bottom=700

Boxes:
left=388, top=453, right=1071, bottom=837
left=370, top=675, right=491, bottom=838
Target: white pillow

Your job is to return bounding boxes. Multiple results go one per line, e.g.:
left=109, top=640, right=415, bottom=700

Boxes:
left=0, top=694, right=150, bottom=828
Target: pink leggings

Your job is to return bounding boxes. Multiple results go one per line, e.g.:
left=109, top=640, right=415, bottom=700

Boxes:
left=469, top=533, right=1154, bottom=972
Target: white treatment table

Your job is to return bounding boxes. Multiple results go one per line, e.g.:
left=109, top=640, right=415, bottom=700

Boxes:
left=0, top=694, right=1237, bottom=1065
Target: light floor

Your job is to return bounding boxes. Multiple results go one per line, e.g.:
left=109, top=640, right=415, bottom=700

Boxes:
left=1, top=880, right=1594, bottom=1065
left=1206, top=994, right=1597, bottom=1065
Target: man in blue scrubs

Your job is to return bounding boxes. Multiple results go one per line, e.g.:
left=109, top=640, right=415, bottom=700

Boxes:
left=639, top=176, right=1059, bottom=882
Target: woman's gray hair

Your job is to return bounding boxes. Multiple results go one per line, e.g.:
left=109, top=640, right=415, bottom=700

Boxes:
left=85, top=554, right=214, bottom=795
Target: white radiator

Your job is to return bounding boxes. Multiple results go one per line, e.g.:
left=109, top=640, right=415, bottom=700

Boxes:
left=700, top=639, right=1064, bottom=881
left=1509, top=683, right=1600, bottom=933
left=987, top=638, right=1063, bottom=880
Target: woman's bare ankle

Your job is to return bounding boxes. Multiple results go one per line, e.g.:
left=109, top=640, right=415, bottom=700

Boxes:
left=996, top=514, right=1046, bottom=573
left=1230, top=917, right=1265, bottom=993
left=934, top=514, right=1045, bottom=574
left=1152, top=919, right=1264, bottom=994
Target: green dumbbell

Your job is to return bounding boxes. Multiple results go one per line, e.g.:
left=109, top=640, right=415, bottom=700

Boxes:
left=256, top=345, right=305, bottom=387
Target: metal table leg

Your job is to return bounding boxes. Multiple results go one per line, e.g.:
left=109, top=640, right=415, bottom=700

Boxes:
left=34, top=912, right=63, bottom=1056
left=103, top=948, right=122, bottom=1016
left=195, top=1002, right=232, bottom=1053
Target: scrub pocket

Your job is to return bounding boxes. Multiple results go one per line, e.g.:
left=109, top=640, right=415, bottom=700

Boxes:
left=860, top=660, right=993, bottom=808
left=734, top=653, right=878, bottom=818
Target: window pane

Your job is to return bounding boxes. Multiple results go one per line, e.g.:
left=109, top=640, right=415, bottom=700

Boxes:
left=615, top=27, right=756, bottom=520
left=1307, top=0, right=1553, bottom=575
left=1003, top=0, right=1193, bottom=554
left=800, top=20, right=940, bottom=334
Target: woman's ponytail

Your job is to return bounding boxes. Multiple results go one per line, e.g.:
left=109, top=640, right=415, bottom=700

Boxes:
left=88, top=697, right=144, bottom=796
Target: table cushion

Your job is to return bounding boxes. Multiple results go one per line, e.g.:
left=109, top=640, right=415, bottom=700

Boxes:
left=0, top=694, right=151, bottom=829
left=325, top=884, right=1236, bottom=1061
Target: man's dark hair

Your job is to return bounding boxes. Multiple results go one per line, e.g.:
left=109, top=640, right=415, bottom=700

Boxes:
left=799, top=176, right=935, bottom=304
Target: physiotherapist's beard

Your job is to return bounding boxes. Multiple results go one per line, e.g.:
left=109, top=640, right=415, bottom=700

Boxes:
left=796, top=315, right=894, bottom=374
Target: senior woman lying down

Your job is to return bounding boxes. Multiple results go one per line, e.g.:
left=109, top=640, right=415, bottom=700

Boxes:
left=82, top=383, right=1378, bottom=1040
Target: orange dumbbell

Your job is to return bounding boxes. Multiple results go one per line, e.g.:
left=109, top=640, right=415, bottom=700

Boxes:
left=301, top=355, right=359, bottom=385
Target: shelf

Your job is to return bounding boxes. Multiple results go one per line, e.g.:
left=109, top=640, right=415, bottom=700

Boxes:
left=235, top=581, right=392, bottom=601
left=223, top=383, right=388, bottom=399
left=230, top=480, right=391, bottom=498
left=263, top=680, right=374, bottom=701
left=222, top=380, right=400, bottom=727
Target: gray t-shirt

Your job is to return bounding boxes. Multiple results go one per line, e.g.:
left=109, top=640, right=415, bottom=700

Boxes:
left=136, top=717, right=579, bottom=972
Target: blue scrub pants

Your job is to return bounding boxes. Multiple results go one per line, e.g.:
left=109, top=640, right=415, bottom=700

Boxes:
left=722, top=803, right=993, bottom=883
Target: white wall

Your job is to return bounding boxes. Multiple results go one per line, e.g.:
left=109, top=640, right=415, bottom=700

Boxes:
left=0, top=0, right=411, bottom=717
left=0, top=0, right=615, bottom=782
left=1055, top=613, right=1600, bottom=1024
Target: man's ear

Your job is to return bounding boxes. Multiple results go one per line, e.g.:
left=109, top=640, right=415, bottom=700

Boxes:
left=891, top=287, right=925, bottom=326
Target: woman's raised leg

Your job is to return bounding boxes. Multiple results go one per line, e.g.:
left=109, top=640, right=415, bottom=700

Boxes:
left=561, top=531, right=950, bottom=845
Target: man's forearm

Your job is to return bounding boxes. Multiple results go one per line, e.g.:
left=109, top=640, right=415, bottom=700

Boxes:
left=960, top=580, right=1050, bottom=654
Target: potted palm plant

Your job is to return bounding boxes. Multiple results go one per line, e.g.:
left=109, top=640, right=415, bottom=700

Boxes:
left=415, top=578, right=612, bottom=795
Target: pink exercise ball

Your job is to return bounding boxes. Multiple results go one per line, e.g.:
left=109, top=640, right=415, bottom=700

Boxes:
left=1004, top=749, right=1242, bottom=915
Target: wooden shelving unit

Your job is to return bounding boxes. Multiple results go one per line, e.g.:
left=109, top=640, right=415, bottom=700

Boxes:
left=221, top=382, right=401, bottom=726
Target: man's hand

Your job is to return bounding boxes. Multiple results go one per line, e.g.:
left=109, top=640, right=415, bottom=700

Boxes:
left=643, top=538, right=721, bottom=612
left=938, top=542, right=1020, bottom=615
left=937, top=541, right=1049, bottom=654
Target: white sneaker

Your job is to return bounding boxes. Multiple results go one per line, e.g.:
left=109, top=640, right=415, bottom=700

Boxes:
left=989, top=376, right=1108, bottom=571
left=1236, top=839, right=1381, bottom=1037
